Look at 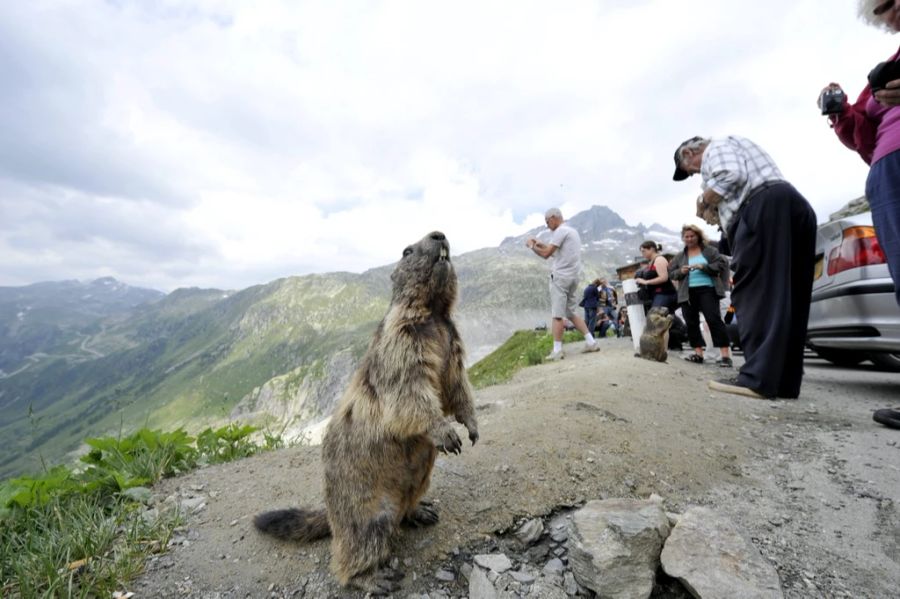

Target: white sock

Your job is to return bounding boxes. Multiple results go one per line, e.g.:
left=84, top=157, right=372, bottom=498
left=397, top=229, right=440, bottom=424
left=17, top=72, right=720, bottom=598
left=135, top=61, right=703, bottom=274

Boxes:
left=553, top=341, right=563, bottom=353
left=585, top=333, right=596, bottom=344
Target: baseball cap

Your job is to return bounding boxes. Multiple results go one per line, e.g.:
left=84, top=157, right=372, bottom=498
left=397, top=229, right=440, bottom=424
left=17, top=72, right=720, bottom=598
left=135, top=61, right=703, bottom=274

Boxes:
left=673, top=136, right=704, bottom=181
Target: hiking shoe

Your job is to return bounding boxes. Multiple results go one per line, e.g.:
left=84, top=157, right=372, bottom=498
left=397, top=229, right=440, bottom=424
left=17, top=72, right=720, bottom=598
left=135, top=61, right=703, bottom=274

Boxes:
left=708, top=377, right=769, bottom=399
left=684, top=353, right=704, bottom=364
left=582, top=343, right=600, bottom=354
left=873, top=408, right=900, bottom=430
left=717, top=357, right=733, bottom=368
left=545, top=350, right=565, bottom=362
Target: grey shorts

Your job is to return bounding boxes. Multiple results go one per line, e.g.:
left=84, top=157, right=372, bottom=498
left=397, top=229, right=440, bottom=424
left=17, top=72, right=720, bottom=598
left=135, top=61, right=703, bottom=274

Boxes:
left=549, top=275, right=579, bottom=320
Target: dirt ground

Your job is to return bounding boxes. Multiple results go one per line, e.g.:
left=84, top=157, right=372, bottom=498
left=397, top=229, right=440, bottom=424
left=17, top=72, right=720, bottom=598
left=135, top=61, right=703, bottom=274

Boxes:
left=133, top=338, right=900, bottom=598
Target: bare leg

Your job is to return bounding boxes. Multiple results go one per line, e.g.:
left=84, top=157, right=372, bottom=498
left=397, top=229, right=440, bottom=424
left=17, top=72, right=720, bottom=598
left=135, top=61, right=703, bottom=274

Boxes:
left=552, top=317, right=565, bottom=342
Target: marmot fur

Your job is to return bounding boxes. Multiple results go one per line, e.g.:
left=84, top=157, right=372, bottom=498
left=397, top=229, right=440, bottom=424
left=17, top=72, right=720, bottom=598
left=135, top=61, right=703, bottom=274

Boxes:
left=254, top=231, right=479, bottom=594
left=639, top=306, right=674, bottom=362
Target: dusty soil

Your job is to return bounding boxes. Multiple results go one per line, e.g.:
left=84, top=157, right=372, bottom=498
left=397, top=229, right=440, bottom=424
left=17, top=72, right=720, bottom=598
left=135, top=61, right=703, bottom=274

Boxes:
left=133, top=338, right=900, bottom=598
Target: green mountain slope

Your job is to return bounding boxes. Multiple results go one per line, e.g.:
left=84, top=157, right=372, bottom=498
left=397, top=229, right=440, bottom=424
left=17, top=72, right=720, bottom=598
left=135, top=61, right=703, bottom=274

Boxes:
left=0, top=274, right=390, bottom=478
left=0, top=205, right=674, bottom=479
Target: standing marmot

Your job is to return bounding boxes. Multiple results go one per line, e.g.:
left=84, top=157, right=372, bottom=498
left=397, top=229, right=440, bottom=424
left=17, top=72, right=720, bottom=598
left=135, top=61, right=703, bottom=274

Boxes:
left=254, top=231, right=479, bottom=595
left=639, top=306, right=674, bottom=362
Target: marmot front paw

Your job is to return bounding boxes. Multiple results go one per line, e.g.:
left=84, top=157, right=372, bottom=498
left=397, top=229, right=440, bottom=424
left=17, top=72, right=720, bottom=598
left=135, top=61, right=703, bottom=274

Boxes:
left=431, top=424, right=462, bottom=454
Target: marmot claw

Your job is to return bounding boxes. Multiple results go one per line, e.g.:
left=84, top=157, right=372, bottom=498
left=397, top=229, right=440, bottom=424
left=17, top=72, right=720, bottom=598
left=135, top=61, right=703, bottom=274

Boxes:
left=433, top=426, right=462, bottom=454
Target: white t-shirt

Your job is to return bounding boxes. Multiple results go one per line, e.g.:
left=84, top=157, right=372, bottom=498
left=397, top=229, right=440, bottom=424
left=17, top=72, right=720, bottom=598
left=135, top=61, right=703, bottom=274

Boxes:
left=548, top=224, right=582, bottom=279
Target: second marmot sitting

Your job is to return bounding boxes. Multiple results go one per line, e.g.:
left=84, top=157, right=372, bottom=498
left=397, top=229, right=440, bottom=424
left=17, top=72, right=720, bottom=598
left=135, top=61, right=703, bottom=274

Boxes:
left=640, top=306, right=674, bottom=362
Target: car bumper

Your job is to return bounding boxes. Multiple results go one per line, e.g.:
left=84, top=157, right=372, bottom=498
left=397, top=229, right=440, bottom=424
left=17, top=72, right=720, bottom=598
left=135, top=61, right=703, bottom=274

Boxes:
left=807, top=280, right=900, bottom=352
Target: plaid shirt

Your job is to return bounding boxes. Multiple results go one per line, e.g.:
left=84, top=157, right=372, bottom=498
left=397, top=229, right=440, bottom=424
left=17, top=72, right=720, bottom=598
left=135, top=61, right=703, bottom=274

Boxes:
left=700, top=136, right=785, bottom=232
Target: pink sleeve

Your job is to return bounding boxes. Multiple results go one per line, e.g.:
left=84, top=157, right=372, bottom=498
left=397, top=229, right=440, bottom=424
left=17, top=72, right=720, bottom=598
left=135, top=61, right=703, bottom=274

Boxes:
left=831, top=86, right=877, bottom=165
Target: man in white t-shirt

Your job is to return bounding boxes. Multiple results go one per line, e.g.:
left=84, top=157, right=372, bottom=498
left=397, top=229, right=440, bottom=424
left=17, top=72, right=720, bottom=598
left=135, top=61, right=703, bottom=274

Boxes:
left=526, top=208, right=600, bottom=360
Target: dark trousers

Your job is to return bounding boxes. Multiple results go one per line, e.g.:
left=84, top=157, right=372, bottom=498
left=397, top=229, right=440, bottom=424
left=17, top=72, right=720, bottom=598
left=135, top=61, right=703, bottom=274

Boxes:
left=866, top=150, right=900, bottom=306
left=729, top=183, right=817, bottom=398
left=680, top=286, right=729, bottom=349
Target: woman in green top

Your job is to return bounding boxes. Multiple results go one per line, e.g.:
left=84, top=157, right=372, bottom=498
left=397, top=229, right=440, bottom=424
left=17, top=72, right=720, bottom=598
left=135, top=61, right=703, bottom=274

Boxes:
left=669, top=224, right=733, bottom=367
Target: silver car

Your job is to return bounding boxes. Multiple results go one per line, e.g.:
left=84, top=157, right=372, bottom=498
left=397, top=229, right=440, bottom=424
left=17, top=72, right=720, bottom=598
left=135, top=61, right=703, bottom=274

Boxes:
left=807, top=212, right=900, bottom=371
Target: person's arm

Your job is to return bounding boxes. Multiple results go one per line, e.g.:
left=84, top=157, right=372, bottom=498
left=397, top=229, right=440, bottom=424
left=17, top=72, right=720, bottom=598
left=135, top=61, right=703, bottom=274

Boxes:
left=703, top=143, right=745, bottom=202
left=699, top=247, right=727, bottom=275
left=826, top=84, right=877, bottom=165
left=637, top=256, right=670, bottom=286
left=526, top=238, right=558, bottom=259
left=669, top=253, right=688, bottom=281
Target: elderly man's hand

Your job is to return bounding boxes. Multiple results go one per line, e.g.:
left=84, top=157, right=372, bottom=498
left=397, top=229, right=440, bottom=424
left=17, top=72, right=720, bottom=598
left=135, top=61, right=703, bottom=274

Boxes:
left=695, top=196, right=719, bottom=226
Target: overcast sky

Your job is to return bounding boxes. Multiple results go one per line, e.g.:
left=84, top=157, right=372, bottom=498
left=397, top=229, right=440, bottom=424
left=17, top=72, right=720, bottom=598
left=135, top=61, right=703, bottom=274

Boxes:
left=0, top=1, right=893, bottom=292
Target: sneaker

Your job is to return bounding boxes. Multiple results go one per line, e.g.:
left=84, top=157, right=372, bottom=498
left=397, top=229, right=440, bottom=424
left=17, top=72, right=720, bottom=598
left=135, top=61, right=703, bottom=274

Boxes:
left=708, top=377, right=770, bottom=399
left=581, top=343, right=600, bottom=354
left=717, top=357, right=733, bottom=368
left=545, top=350, right=564, bottom=362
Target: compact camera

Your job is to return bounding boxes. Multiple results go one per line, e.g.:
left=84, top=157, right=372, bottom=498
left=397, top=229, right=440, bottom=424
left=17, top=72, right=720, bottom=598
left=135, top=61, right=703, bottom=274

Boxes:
left=868, top=59, right=900, bottom=92
left=819, top=87, right=846, bottom=115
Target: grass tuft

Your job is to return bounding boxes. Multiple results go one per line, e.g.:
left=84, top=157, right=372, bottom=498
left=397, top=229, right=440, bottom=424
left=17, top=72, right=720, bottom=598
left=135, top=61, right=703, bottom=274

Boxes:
left=467, top=329, right=582, bottom=389
left=0, top=424, right=280, bottom=597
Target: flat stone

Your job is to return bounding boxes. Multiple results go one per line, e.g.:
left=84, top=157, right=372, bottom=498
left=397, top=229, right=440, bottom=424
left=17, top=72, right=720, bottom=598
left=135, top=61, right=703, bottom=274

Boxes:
left=434, top=568, right=455, bottom=582
left=660, top=507, right=784, bottom=599
left=468, top=566, right=497, bottom=599
left=509, top=570, right=536, bottom=584
left=543, top=557, right=565, bottom=575
left=474, top=553, right=513, bottom=574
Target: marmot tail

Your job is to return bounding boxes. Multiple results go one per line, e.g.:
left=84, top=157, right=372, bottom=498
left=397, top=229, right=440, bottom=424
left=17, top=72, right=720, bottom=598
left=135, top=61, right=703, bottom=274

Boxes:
left=253, top=508, right=331, bottom=542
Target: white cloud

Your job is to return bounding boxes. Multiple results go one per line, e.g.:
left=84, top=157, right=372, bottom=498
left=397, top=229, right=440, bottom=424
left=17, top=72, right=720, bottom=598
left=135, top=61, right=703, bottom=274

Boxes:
left=0, top=0, right=892, bottom=291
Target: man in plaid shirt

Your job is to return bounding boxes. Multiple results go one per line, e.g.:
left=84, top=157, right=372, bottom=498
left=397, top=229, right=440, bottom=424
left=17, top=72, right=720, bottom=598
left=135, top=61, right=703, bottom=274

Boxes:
left=673, top=135, right=817, bottom=400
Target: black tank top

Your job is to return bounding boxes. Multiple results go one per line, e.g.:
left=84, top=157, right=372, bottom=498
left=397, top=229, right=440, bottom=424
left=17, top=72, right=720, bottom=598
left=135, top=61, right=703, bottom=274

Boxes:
left=647, top=260, right=676, bottom=295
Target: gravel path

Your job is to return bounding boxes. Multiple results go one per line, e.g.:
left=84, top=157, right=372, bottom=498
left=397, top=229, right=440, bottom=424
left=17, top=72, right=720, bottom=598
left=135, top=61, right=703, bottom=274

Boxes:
left=133, top=338, right=900, bottom=598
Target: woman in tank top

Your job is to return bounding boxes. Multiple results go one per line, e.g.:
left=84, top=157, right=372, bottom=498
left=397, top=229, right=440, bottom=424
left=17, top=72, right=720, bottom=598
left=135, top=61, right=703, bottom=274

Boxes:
left=634, top=240, right=677, bottom=313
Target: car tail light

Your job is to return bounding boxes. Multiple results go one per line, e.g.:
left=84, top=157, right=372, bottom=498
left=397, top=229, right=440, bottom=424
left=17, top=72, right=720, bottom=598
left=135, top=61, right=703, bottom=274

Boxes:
left=827, top=226, right=886, bottom=276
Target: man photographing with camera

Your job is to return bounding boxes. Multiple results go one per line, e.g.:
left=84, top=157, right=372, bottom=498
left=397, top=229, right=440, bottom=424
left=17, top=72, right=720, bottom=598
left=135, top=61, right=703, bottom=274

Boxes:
left=672, top=135, right=817, bottom=401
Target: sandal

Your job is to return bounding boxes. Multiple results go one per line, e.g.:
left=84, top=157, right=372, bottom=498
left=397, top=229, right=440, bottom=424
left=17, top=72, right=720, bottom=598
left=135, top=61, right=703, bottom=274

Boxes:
left=684, top=354, right=704, bottom=364
left=718, top=357, right=733, bottom=368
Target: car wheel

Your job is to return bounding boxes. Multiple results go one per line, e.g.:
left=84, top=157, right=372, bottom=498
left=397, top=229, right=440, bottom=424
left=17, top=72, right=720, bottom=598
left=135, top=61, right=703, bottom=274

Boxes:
left=812, top=347, right=867, bottom=367
left=868, top=352, right=900, bottom=372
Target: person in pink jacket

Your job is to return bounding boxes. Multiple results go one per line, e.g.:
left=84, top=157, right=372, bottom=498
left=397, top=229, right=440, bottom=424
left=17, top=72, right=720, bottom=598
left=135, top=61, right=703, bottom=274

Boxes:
left=819, top=0, right=900, bottom=430
left=818, top=0, right=900, bottom=307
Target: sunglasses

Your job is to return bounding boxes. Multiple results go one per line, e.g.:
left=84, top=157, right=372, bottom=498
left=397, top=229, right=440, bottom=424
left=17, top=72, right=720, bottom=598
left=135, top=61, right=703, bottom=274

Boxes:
left=875, top=0, right=895, bottom=16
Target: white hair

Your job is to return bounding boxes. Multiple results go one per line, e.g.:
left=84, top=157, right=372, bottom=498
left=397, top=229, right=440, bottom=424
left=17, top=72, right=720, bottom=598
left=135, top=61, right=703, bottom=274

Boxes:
left=676, top=136, right=710, bottom=162
left=859, top=0, right=896, bottom=31
left=545, top=207, right=563, bottom=220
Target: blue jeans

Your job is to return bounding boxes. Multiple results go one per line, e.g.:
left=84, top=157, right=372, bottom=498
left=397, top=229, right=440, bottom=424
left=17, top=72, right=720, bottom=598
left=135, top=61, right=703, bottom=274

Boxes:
left=651, top=292, right=677, bottom=313
left=584, top=307, right=598, bottom=334
left=866, top=150, right=900, bottom=306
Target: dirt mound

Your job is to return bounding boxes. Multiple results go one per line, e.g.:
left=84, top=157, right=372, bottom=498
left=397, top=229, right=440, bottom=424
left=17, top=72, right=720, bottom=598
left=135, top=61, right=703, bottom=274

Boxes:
left=133, top=339, right=900, bottom=598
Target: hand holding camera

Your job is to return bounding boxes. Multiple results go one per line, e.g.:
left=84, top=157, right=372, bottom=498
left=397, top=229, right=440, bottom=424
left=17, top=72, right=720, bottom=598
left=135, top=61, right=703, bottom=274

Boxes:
left=818, top=83, right=846, bottom=116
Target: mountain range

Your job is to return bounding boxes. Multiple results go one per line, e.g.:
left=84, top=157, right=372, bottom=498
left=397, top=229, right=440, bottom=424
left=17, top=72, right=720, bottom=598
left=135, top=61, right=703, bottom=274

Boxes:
left=0, top=206, right=679, bottom=479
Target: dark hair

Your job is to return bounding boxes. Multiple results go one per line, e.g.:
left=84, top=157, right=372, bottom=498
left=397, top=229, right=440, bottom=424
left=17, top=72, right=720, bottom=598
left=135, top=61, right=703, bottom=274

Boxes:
left=640, top=240, right=662, bottom=252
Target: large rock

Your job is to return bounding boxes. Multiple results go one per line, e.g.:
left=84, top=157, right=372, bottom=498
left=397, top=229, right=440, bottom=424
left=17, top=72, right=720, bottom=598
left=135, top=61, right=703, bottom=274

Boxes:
left=660, top=507, right=783, bottom=599
left=567, top=498, right=671, bottom=599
